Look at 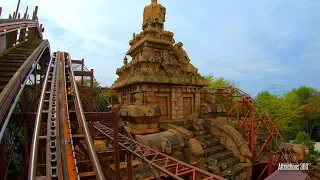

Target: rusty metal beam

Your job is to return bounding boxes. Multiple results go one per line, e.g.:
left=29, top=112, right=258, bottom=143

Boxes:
left=113, top=112, right=120, bottom=180
left=127, top=152, right=133, bottom=180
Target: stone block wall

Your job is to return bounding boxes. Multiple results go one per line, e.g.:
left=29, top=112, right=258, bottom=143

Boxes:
left=117, top=84, right=203, bottom=121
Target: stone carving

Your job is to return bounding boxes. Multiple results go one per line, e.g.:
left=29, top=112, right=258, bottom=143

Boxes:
left=136, top=130, right=184, bottom=154
left=200, top=103, right=225, bottom=118
left=142, top=0, right=166, bottom=30
left=207, top=158, right=220, bottom=174
left=173, top=42, right=190, bottom=65
left=184, top=138, right=204, bottom=167
left=160, top=136, right=172, bottom=153
left=111, top=0, right=208, bottom=90
left=123, top=56, right=128, bottom=65
left=188, top=138, right=204, bottom=157
left=120, top=104, right=161, bottom=118
left=186, top=112, right=199, bottom=121
left=286, top=143, right=310, bottom=161
left=192, top=118, right=204, bottom=131
left=172, top=42, right=199, bottom=74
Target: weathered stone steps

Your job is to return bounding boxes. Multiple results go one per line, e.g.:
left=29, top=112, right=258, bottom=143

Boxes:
left=218, top=156, right=240, bottom=171
left=207, top=150, right=233, bottom=162
left=310, top=166, right=320, bottom=180
left=234, top=176, right=246, bottom=180
left=201, top=138, right=220, bottom=147
left=190, top=129, right=250, bottom=179
left=219, top=163, right=246, bottom=178
left=202, top=134, right=214, bottom=140
left=203, top=145, right=225, bottom=157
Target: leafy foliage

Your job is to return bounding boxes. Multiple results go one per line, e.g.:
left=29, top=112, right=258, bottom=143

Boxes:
left=102, top=87, right=119, bottom=105
left=293, top=131, right=315, bottom=150
left=293, top=86, right=317, bottom=105
left=76, top=79, right=118, bottom=112
left=204, top=76, right=238, bottom=88
left=4, top=124, right=25, bottom=179
left=293, top=131, right=320, bottom=160
left=256, top=90, right=302, bottom=141
left=255, top=86, right=320, bottom=157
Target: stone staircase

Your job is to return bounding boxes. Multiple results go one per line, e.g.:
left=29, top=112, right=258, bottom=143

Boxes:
left=309, top=165, right=320, bottom=179
left=194, top=133, right=249, bottom=180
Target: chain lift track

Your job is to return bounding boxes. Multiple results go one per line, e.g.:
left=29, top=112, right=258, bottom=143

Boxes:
left=28, top=51, right=58, bottom=179
left=27, top=52, right=106, bottom=179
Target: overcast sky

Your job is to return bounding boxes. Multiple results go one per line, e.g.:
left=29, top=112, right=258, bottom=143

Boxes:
left=2, top=0, right=320, bottom=96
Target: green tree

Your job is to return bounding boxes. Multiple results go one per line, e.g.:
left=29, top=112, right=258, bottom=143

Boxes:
left=302, top=92, right=320, bottom=140
left=204, top=76, right=238, bottom=88
left=280, top=91, right=304, bottom=140
left=255, top=91, right=279, bottom=114
left=293, top=86, right=317, bottom=105
left=255, top=90, right=302, bottom=141
left=102, top=87, right=119, bottom=105
left=256, top=86, right=320, bottom=143
left=293, top=131, right=319, bottom=159
left=290, top=86, right=320, bottom=140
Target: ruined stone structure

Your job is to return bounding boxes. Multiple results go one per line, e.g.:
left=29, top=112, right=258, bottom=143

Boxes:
left=111, top=0, right=208, bottom=134
left=111, top=0, right=252, bottom=179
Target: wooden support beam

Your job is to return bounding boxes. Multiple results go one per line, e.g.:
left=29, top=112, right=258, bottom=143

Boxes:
left=73, top=71, right=93, bottom=77
left=71, top=60, right=83, bottom=64
left=79, top=171, right=96, bottom=178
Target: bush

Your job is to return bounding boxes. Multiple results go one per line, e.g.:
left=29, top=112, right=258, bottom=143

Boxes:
left=293, top=131, right=319, bottom=159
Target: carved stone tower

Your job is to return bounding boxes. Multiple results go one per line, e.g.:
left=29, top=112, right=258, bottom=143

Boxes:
left=142, top=0, right=166, bottom=30
left=112, top=0, right=208, bottom=135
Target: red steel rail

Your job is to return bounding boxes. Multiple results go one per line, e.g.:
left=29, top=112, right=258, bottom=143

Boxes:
left=93, top=121, right=225, bottom=180
left=205, top=87, right=300, bottom=178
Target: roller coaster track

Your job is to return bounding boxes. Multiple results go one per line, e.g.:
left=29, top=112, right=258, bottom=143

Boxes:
left=28, top=51, right=105, bottom=179
left=0, top=5, right=309, bottom=180
left=0, top=19, right=49, bottom=141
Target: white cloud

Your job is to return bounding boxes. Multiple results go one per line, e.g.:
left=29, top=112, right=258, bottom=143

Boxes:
left=2, top=0, right=320, bottom=94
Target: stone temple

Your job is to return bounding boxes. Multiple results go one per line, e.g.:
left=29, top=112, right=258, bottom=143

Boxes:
left=111, top=0, right=252, bottom=179
left=111, top=0, right=208, bottom=134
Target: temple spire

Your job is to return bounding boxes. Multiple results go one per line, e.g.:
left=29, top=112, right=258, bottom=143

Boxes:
left=142, top=0, right=166, bottom=30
